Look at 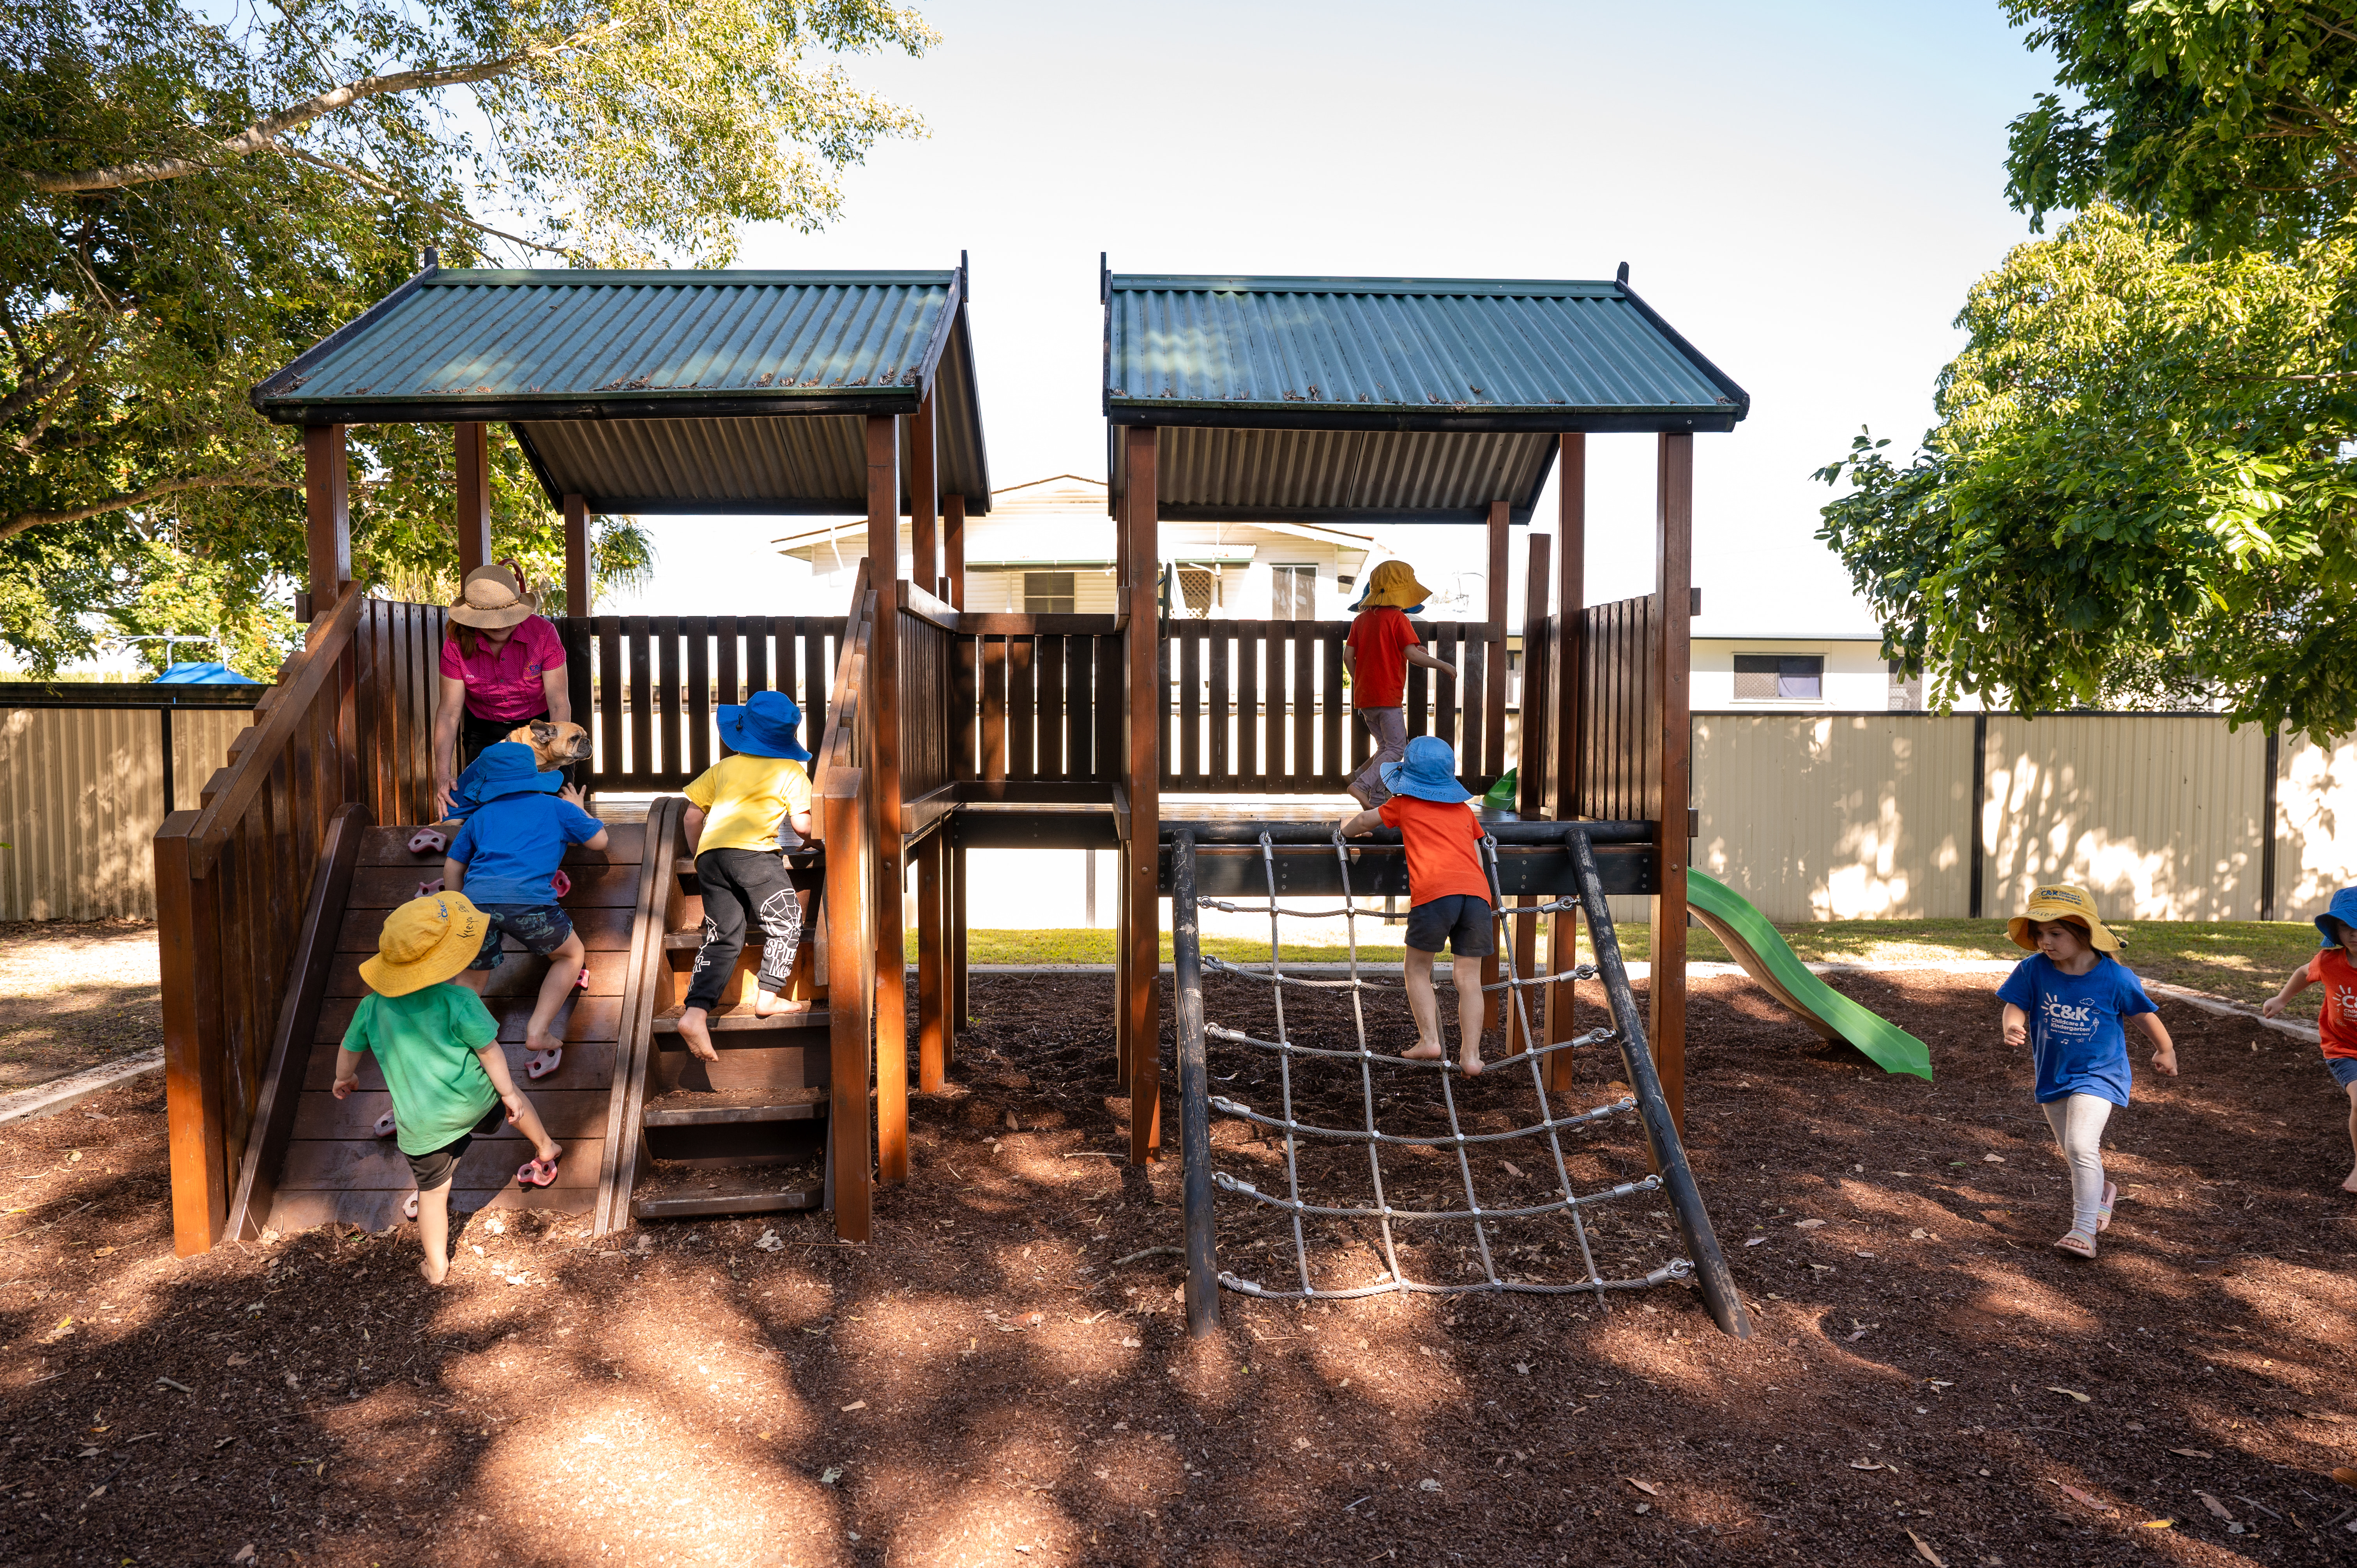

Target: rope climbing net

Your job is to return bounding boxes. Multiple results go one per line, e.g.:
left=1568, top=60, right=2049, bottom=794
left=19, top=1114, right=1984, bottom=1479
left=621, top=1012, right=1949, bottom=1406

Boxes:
left=1168, top=824, right=1749, bottom=1337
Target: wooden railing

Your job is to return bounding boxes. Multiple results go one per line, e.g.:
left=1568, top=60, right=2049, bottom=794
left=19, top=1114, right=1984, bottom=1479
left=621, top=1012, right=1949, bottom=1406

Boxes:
left=155, top=590, right=444, bottom=1253
left=813, top=569, right=877, bottom=1242
left=557, top=614, right=846, bottom=792
left=947, top=611, right=1125, bottom=787
left=1157, top=618, right=1507, bottom=795
left=1568, top=592, right=1659, bottom=823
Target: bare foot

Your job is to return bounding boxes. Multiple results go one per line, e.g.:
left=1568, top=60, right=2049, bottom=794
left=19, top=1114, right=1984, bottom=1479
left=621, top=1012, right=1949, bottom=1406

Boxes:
left=525, top=1027, right=563, bottom=1059
left=677, top=1007, right=719, bottom=1063
left=419, top=1256, right=449, bottom=1287
left=1458, top=1047, right=1485, bottom=1078
left=1401, top=1041, right=1444, bottom=1062
left=2341, top=1168, right=2357, bottom=1195
left=753, top=992, right=813, bottom=1018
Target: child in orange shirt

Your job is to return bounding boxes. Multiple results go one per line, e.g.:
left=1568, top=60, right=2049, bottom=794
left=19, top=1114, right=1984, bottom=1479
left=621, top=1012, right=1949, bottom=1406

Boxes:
left=1340, top=561, right=1456, bottom=808
left=2260, top=885, right=2357, bottom=1194
left=1339, top=735, right=1494, bottom=1075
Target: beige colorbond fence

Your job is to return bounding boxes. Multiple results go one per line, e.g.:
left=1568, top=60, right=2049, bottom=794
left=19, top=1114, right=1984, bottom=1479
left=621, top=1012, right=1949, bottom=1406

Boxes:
left=0, top=695, right=257, bottom=921
left=1693, top=712, right=2344, bottom=925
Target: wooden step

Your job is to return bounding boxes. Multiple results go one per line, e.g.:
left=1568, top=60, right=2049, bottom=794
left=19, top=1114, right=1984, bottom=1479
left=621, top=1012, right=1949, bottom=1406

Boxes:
left=641, top=1086, right=827, bottom=1128
left=651, top=1004, right=828, bottom=1035
left=629, top=1160, right=823, bottom=1221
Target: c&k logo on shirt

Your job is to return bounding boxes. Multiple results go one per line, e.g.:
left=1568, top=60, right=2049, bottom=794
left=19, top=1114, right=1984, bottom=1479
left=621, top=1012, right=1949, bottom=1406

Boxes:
left=2333, top=983, right=2357, bottom=1022
left=2039, top=995, right=2096, bottom=1033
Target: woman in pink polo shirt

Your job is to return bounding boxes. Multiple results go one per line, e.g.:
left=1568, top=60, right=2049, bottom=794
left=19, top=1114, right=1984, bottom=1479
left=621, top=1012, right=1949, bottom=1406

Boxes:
left=431, top=563, right=572, bottom=819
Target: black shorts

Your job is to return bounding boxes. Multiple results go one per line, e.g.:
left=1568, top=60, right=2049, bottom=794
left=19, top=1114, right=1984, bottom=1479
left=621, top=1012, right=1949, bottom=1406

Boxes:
left=406, top=1132, right=472, bottom=1190
left=1404, top=893, right=1494, bottom=957
left=470, top=902, right=576, bottom=970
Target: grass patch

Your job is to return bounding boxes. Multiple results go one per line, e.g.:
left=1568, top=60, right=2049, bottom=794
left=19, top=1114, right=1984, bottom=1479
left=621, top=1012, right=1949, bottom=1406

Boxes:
left=924, top=918, right=2324, bottom=1011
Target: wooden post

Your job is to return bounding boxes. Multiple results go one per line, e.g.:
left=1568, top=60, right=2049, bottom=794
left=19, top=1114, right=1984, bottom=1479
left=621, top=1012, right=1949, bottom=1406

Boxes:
left=455, top=422, right=492, bottom=577
left=1484, top=499, right=1510, bottom=780
left=1122, top=425, right=1163, bottom=1162
left=824, top=773, right=873, bottom=1242
left=944, top=493, right=967, bottom=607
left=1548, top=434, right=1586, bottom=1092
left=949, top=843, right=968, bottom=1057
left=1505, top=534, right=1551, bottom=1056
left=910, top=392, right=938, bottom=602
left=1652, top=433, right=1694, bottom=1132
left=865, top=413, right=909, bottom=1183
left=564, top=493, right=591, bottom=616
left=304, top=425, right=351, bottom=610
left=155, top=819, right=227, bottom=1254
left=917, top=835, right=946, bottom=1092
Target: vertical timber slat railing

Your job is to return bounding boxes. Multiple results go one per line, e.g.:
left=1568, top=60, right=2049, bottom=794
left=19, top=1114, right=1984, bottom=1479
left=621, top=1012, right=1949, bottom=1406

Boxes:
left=949, top=614, right=1125, bottom=786
left=156, top=591, right=445, bottom=1255
left=1571, top=594, right=1657, bottom=824
left=1157, top=619, right=1503, bottom=795
left=560, top=614, right=848, bottom=793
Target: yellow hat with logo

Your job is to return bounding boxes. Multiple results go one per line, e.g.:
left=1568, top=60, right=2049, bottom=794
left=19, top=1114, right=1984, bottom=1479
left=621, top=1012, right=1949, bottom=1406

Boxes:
left=360, top=891, right=489, bottom=996
left=2006, top=885, right=2122, bottom=954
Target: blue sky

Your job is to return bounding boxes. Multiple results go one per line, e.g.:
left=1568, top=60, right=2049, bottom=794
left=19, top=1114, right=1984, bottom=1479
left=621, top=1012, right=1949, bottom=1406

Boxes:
left=610, top=0, right=2063, bottom=630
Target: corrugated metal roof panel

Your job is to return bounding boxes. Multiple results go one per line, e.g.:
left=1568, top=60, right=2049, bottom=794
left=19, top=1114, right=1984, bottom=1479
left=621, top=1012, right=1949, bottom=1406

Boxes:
left=1105, top=273, right=1746, bottom=426
left=254, top=265, right=990, bottom=512
left=1103, top=271, right=1743, bottom=523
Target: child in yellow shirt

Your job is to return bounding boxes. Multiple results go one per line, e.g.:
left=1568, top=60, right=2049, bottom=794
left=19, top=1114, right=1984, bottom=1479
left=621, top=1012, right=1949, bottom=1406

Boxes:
left=675, top=691, right=815, bottom=1061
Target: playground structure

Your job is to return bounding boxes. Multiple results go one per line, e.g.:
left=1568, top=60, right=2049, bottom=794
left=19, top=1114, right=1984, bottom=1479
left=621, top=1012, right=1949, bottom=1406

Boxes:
left=156, top=259, right=1807, bottom=1333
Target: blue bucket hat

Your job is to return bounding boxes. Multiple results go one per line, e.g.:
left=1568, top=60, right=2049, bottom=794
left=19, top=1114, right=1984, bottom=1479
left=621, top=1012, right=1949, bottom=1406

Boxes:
left=2316, top=886, right=2357, bottom=946
left=1380, top=735, right=1473, bottom=804
left=719, top=689, right=811, bottom=762
left=448, top=741, right=562, bottom=814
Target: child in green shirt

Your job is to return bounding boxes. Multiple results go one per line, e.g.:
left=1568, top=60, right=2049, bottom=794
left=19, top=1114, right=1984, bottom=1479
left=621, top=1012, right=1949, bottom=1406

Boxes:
left=333, top=891, right=563, bottom=1285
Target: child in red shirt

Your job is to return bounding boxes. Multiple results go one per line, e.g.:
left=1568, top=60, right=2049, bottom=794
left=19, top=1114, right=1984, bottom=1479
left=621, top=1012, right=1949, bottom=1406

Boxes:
left=1341, top=560, right=1455, bottom=808
left=2260, top=885, right=2357, bottom=1194
left=1339, top=735, right=1495, bottom=1075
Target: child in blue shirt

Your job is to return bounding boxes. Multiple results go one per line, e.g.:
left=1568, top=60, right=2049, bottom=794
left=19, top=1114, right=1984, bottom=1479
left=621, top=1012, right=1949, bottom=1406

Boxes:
left=1995, top=885, right=2178, bottom=1259
left=443, top=742, right=608, bottom=1075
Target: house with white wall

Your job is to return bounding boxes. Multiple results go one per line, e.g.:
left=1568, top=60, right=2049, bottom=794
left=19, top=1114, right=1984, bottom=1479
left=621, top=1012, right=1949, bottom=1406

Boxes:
left=774, top=474, right=1379, bottom=619
left=1691, top=630, right=1981, bottom=712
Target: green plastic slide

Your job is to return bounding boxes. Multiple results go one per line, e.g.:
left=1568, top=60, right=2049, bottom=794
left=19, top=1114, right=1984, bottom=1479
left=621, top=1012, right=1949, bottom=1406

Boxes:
left=1683, top=869, right=1934, bottom=1081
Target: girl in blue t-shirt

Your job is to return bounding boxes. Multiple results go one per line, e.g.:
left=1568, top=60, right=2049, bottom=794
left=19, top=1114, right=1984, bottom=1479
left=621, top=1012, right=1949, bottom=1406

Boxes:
left=1995, top=886, right=2178, bottom=1259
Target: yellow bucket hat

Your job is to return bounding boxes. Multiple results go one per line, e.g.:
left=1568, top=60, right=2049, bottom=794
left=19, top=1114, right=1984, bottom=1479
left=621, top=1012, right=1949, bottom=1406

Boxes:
left=2006, top=885, right=2122, bottom=953
left=360, top=892, right=489, bottom=996
left=1352, top=558, right=1435, bottom=611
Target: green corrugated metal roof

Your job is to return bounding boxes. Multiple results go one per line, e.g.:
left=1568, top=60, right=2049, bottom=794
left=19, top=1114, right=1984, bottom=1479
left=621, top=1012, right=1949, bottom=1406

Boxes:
left=252, top=264, right=989, bottom=513
left=1104, top=270, right=1745, bottom=524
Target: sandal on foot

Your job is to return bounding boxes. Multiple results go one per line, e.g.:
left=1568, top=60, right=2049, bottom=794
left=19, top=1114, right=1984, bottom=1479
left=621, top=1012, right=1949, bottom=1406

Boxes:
left=402, top=1191, right=421, bottom=1222
left=2053, top=1228, right=2097, bottom=1258
left=374, top=1110, right=398, bottom=1139
left=407, top=828, right=447, bottom=856
left=2097, top=1180, right=2117, bottom=1233
left=517, top=1153, right=561, bottom=1189
left=524, top=1047, right=563, bottom=1080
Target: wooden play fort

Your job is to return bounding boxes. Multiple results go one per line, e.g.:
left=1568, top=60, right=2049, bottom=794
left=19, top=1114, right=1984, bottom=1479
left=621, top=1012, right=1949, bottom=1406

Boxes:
left=157, top=259, right=1747, bottom=1260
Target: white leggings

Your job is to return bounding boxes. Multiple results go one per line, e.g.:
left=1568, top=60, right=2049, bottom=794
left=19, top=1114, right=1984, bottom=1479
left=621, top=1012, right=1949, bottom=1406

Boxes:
left=2040, top=1093, right=2115, bottom=1234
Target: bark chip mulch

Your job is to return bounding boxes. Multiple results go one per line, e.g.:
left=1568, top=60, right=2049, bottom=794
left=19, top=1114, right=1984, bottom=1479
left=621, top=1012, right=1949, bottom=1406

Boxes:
left=3, top=968, right=2355, bottom=1566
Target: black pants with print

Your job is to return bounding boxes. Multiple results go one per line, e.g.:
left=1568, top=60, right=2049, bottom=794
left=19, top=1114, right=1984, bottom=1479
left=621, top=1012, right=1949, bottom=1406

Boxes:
left=685, top=848, right=801, bottom=1012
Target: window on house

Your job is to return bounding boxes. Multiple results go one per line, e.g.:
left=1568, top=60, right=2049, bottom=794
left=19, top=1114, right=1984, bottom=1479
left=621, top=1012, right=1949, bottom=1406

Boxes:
left=1271, top=564, right=1316, bottom=620
left=1733, top=653, right=1823, bottom=701
left=1887, top=659, right=1922, bottom=712
left=1023, top=571, right=1075, bottom=614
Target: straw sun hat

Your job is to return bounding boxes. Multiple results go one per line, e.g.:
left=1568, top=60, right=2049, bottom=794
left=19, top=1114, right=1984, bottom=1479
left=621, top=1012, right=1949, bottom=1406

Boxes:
left=1349, top=559, right=1435, bottom=612
left=449, top=562, right=541, bottom=629
left=2005, top=885, right=2123, bottom=953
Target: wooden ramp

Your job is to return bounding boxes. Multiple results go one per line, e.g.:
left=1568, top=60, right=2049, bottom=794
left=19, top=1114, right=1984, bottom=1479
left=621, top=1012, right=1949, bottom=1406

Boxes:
left=225, top=803, right=670, bottom=1238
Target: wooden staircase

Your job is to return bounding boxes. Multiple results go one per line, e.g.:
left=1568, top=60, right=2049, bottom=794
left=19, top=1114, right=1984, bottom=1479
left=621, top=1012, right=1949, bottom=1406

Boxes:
left=601, top=797, right=845, bottom=1224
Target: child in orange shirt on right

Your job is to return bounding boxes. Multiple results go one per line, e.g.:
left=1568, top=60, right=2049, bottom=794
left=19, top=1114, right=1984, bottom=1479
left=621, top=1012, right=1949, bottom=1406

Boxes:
left=1339, top=735, right=1494, bottom=1076
left=2260, top=885, right=2357, bottom=1194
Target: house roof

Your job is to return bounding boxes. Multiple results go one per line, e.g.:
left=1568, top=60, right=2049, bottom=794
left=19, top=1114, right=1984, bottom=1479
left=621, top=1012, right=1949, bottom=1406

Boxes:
left=1104, top=269, right=1746, bottom=524
left=251, top=262, right=990, bottom=515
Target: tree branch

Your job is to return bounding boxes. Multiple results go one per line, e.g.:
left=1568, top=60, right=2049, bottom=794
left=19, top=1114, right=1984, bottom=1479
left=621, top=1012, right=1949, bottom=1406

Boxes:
left=22, top=55, right=531, bottom=193
left=1, top=468, right=297, bottom=544
left=276, top=145, right=571, bottom=257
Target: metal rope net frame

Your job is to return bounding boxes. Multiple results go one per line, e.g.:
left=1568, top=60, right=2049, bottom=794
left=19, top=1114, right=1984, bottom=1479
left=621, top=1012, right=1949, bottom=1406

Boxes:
left=1170, top=822, right=1751, bottom=1340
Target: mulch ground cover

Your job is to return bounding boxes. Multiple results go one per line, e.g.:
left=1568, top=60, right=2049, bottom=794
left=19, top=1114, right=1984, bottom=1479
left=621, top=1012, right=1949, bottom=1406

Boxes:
left=3, top=968, right=2355, bottom=1567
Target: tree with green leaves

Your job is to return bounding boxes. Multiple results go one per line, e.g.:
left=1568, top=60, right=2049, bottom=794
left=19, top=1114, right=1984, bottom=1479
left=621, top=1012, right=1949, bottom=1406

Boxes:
left=2004, top=0, right=2357, bottom=256
left=2, top=0, right=934, bottom=675
left=1817, top=207, right=2357, bottom=734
